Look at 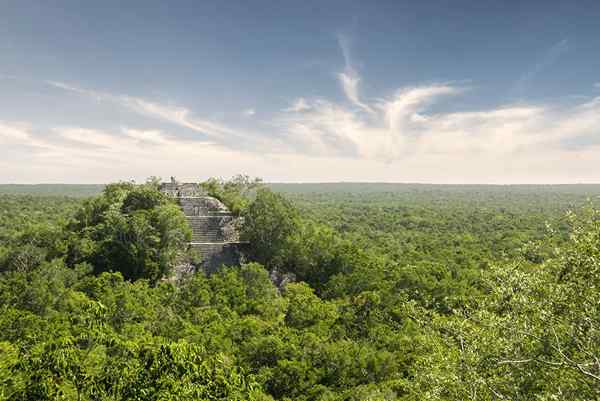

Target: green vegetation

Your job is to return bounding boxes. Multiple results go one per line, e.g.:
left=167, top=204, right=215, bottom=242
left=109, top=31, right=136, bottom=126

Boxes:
left=0, top=184, right=105, bottom=197
left=1, top=180, right=600, bottom=400
left=67, top=181, right=192, bottom=283
left=201, top=175, right=264, bottom=215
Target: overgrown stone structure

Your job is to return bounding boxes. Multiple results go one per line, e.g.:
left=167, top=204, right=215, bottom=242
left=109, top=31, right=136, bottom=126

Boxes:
left=160, top=178, right=244, bottom=273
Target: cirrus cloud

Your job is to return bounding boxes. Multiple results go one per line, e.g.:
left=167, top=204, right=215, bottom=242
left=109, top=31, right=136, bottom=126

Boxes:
left=16, top=62, right=600, bottom=184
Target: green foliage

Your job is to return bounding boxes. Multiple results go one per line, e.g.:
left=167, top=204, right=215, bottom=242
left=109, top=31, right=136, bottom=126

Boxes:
left=283, top=282, right=337, bottom=332
left=201, top=175, right=264, bottom=214
left=241, top=188, right=299, bottom=268
left=2, top=182, right=600, bottom=400
left=0, top=184, right=105, bottom=197
left=404, top=210, right=600, bottom=400
left=69, top=182, right=192, bottom=283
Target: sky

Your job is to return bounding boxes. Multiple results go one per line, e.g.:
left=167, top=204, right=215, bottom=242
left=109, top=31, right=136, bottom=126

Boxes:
left=2, top=0, right=600, bottom=184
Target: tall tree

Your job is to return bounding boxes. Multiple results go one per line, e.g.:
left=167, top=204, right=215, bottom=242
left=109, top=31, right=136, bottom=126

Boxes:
left=241, top=188, right=299, bottom=269
left=69, top=182, right=191, bottom=283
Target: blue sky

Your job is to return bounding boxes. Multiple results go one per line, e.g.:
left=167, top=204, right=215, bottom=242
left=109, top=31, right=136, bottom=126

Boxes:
left=2, top=0, right=600, bottom=183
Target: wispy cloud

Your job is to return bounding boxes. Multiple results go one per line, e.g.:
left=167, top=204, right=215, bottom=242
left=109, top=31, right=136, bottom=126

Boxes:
left=0, top=121, right=56, bottom=155
left=11, top=52, right=598, bottom=183
left=0, top=120, right=274, bottom=183
left=54, top=126, right=211, bottom=152
left=46, top=81, right=272, bottom=151
left=45, top=75, right=600, bottom=165
left=336, top=35, right=373, bottom=113
left=283, top=98, right=311, bottom=113
left=278, top=81, right=600, bottom=164
left=511, top=39, right=569, bottom=97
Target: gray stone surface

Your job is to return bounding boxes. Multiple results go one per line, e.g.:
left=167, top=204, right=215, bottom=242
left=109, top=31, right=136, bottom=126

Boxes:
left=161, top=178, right=244, bottom=273
left=160, top=177, right=207, bottom=198
left=269, top=269, right=297, bottom=292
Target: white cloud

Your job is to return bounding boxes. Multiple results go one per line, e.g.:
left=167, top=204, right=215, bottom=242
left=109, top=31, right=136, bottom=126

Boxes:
left=379, top=85, right=460, bottom=135
left=594, top=82, right=600, bottom=89
left=278, top=81, right=600, bottom=168
left=54, top=126, right=214, bottom=153
left=47, top=81, right=270, bottom=150
left=58, top=127, right=132, bottom=149
left=118, top=96, right=227, bottom=138
left=0, top=121, right=31, bottom=141
left=335, top=35, right=373, bottom=113
left=0, top=121, right=57, bottom=155
left=123, top=128, right=173, bottom=145
left=337, top=71, right=373, bottom=113
left=283, top=98, right=311, bottom=112
left=243, top=108, right=255, bottom=117
left=0, top=120, right=307, bottom=184
left=29, top=75, right=600, bottom=183
left=47, top=81, right=221, bottom=138
left=47, top=80, right=85, bottom=93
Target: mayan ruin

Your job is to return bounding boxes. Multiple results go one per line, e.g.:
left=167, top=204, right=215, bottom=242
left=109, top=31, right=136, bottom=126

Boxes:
left=160, top=177, right=244, bottom=272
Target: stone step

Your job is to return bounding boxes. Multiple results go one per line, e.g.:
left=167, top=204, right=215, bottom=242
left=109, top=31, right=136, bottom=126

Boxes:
left=186, top=216, right=235, bottom=222
left=189, top=242, right=242, bottom=273
left=188, top=224, right=222, bottom=231
left=190, top=227, right=222, bottom=233
left=178, top=197, right=231, bottom=217
left=171, top=195, right=244, bottom=272
left=185, top=215, right=239, bottom=243
left=188, top=225, right=223, bottom=232
left=191, top=234, right=225, bottom=242
left=187, top=218, right=229, bottom=223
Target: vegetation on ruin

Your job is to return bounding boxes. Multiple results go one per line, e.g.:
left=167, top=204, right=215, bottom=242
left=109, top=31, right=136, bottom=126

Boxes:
left=1, top=180, right=600, bottom=400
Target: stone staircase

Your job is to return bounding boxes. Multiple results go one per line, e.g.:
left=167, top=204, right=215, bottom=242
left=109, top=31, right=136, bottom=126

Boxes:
left=178, top=196, right=231, bottom=217
left=176, top=196, right=243, bottom=272
left=189, top=243, right=242, bottom=274
left=187, top=216, right=229, bottom=242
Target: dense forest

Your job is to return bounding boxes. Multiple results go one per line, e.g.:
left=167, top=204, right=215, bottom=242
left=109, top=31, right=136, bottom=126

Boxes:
left=1, top=179, right=600, bottom=400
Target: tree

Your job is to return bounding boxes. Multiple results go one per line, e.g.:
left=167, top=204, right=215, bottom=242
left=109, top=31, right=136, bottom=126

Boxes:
left=201, top=175, right=264, bottom=215
left=408, top=209, right=600, bottom=400
left=285, top=221, right=366, bottom=292
left=69, top=182, right=191, bottom=283
left=241, top=188, right=299, bottom=269
left=283, top=282, right=337, bottom=332
left=0, top=341, right=24, bottom=400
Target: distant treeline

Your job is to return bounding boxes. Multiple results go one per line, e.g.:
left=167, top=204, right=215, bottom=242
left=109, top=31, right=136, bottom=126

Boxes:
left=0, top=184, right=105, bottom=197
left=4, top=182, right=600, bottom=197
